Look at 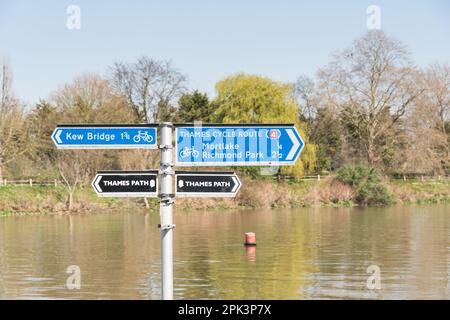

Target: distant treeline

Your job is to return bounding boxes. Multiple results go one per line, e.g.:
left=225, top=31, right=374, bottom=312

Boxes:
left=0, top=30, right=449, bottom=209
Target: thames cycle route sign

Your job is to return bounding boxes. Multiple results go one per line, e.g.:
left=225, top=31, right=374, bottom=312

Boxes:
left=175, top=124, right=304, bottom=166
left=53, top=122, right=304, bottom=300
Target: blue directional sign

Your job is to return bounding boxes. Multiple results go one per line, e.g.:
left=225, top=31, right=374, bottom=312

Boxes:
left=175, top=124, right=304, bottom=166
left=52, top=125, right=158, bottom=149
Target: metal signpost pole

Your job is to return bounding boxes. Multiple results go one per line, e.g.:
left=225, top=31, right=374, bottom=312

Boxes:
left=159, top=123, right=174, bottom=300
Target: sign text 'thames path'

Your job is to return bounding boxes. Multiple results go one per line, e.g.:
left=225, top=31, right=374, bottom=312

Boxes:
left=175, top=124, right=304, bottom=166
left=52, top=124, right=157, bottom=149
left=175, top=171, right=241, bottom=197
left=91, top=171, right=158, bottom=197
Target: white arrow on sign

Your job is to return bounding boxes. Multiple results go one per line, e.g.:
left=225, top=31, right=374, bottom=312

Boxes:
left=286, top=129, right=300, bottom=161
left=231, top=176, right=239, bottom=193
left=91, top=171, right=159, bottom=197
left=54, top=129, right=62, bottom=144
left=93, top=175, right=102, bottom=193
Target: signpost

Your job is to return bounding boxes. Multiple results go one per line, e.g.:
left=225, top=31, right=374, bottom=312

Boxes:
left=91, top=171, right=158, bottom=197
left=52, top=124, right=158, bottom=149
left=53, top=122, right=304, bottom=300
left=175, top=171, right=241, bottom=197
left=175, top=124, right=304, bottom=166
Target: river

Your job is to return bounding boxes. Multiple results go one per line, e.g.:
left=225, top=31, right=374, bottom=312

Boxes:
left=0, top=205, right=449, bottom=299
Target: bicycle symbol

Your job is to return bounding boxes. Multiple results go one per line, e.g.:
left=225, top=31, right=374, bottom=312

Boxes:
left=179, top=147, right=200, bottom=158
left=133, top=130, right=154, bottom=143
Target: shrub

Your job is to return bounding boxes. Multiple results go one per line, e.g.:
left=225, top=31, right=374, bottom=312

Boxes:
left=336, top=164, right=393, bottom=206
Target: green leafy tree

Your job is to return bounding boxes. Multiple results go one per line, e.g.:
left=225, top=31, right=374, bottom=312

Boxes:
left=212, top=74, right=315, bottom=178
left=26, top=100, right=61, bottom=176
left=173, top=90, right=213, bottom=122
left=213, top=74, right=298, bottom=123
left=336, top=164, right=393, bottom=205
left=310, top=107, right=343, bottom=172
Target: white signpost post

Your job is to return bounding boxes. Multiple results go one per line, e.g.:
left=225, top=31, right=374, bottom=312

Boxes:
left=52, top=122, right=304, bottom=300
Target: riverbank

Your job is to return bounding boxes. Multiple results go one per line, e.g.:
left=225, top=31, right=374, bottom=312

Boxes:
left=1, top=177, right=449, bottom=215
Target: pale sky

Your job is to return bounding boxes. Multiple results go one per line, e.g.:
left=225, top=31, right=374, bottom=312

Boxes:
left=0, top=0, right=449, bottom=106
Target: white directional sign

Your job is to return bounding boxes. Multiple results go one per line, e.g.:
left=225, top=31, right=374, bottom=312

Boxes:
left=175, top=171, right=241, bottom=197
left=52, top=124, right=158, bottom=149
left=92, top=171, right=158, bottom=197
left=175, top=124, right=304, bottom=166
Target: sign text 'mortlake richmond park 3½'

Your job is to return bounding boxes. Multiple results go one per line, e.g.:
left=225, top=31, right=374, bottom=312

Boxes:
left=52, top=122, right=304, bottom=300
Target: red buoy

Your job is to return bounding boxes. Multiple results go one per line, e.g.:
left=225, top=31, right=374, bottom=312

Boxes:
left=244, top=232, right=256, bottom=246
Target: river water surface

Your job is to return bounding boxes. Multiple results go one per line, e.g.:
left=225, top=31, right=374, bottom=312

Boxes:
left=0, top=206, right=449, bottom=299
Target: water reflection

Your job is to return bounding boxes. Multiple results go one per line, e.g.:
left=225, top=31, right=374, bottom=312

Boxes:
left=0, top=205, right=449, bottom=299
left=245, top=246, right=256, bottom=262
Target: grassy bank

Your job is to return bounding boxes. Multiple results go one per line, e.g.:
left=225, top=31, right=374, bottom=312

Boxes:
left=1, top=177, right=449, bottom=215
left=0, top=185, right=158, bottom=216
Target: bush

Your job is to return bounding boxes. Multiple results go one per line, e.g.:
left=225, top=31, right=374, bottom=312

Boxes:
left=336, top=165, right=393, bottom=206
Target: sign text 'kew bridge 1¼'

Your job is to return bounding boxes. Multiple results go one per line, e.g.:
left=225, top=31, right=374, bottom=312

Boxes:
left=51, top=124, right=158, bottom=149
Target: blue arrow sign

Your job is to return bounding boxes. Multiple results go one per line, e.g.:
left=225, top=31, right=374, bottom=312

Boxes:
left=52, top=125, right=158, bottom=149
left=175, top=124, right=304, bottom=166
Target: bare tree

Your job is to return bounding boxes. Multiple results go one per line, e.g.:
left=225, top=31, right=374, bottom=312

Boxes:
left=0, top=62, right=28, bottom=183
left=57, top=151, right=82, bottom=211
left=423, top=63, right=450, bottom=158
left=47, top=74, right=142, bottom=209
left=109, top=56, right=187, bottom=123
left=293, top=75, right=317, bottom=120
left=402, top=63, right=450, bottom=174
left=317, top=31, right=423, bottom=166
left=402, top=104, right=446, bottom=175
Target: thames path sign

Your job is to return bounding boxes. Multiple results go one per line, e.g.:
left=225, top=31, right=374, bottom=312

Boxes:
left=175, top=171, right=241, bottom=197
left=92, top=171, right=158, bottom=197
left=52, top=124, right=158, bottom=149
left=175, top=124, right=304, bottom=166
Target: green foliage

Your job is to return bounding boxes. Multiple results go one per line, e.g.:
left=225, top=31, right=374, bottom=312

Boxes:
left=213, top=74, right=298, bottom=123
left=28, top=100, right=60, bottom=163
left=310, top=107, right=343, bottom=172
left=336, top=164, right=370, bottom=186
left=212, top=74, right=316, bottom=178
left=336, top=164, right=393, bottom=206
left=173, top=90, right=213, bottom=122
